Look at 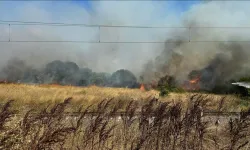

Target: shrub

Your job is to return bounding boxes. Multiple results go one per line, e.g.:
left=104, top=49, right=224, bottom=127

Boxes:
left=159, top=88, right=169, bottom=97
left=157, top=75, right=184, bottom=96
left=239, top=76, right=250, bottom=82
left=109, top=69, right=138, bottom=88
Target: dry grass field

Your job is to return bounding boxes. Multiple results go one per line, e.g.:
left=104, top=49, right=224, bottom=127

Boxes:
left=0, top=83, right=249, bottom=149
left=0, top=83, right=245, bottom=112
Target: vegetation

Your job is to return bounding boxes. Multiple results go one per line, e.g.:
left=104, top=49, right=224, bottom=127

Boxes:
left=0, top=95, right=249, bottom=149
left=239, top=76, right=250, bottom=82
left=157, top=75, right=185, bottom=97
left=0, top=83, right=244, bottom=112
left=211, top=83, right=249, bottom=96
left=109, top=69, right=139, bottom=88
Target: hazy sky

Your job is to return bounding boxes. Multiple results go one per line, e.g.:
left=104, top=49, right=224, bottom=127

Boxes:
left=1, top=1, right=250, bottom=78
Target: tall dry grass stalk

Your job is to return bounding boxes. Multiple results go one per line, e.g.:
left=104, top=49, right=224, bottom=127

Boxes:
left=0, top=94, right=249, bottom=150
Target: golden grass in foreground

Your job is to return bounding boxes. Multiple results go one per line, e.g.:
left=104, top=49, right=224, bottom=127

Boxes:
left=0, top=83, right=244, bottom=111
left=1, top=96, right=250, bottom=150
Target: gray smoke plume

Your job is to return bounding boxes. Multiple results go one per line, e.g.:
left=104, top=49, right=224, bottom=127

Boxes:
left=141, top=32, right=250, bottom=90
left=140, top=1, right=250, bottom=90
left=187, top=43, right=249, bottom=90
left=1, top=1, right=250, bottom=91
left=0, top=1, right=173, bottom=75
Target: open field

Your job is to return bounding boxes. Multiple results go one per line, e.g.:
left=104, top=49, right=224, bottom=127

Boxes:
left=0, top=83, right=246, bottom=111
left=0, top=84, right=249, bottom=149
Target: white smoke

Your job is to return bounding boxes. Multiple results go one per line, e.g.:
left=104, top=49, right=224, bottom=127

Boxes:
left=232, top=82, right=250, bottom=89
left=1, top=1, right=250, bottom=81
left=0, top=1, right=180, bottom=75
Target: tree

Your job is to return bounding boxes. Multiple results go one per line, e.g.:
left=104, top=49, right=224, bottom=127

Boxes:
left=44, top=60, right=80, bottom=84
left=89, top=72, right=111, bottom=86
left=109, top=69, right=138, bottom=88
left=157, top=75, right=181, bottom=96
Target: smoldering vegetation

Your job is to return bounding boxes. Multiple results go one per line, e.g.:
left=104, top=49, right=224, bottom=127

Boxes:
left=0, top=58, right=139, bottom=88
left=0, top=2, right=250, bottom=104
left=189, top=43, right=249, bottom=91
left=137, top=3, right=250, bottom=93
left=141, top=37, right=250, bottom=93
left=2, top=1, right=250, bottom=94
left=0, top=95, right=250, bottom=150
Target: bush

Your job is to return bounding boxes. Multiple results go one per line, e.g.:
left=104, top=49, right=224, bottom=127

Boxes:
left=89, top=72, right=110, bottom=86
left=239, top=76, right=250, bottom=82
left=109, top=69, right=138, bottom=88
left=159, top=88, right=169, bottom=97
left=157, top=75, right=184, bottom=97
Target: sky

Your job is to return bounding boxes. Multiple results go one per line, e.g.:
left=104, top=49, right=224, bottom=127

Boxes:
left=0, top=0, right=200, bottom=76
left=0, top=0, right=201, bottom=22
left=73, top=0, right=201, bottom=16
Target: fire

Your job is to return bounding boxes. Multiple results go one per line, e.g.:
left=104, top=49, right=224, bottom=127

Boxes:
left=189, top=76, right=200, bottom=90
left=189, top=77, right=200, bottom=84
left=140, top=84, right=145, bottom=91
left=182, top=76, right=201, bottom=91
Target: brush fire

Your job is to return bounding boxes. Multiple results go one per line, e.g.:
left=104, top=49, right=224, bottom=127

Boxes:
left=0, top=56, right=249, bottom=95
left=1, top=29, right=250, bottom=94
left=182, top=77, right=200, bottom=91
left=140, top=84, right=145, bottom=91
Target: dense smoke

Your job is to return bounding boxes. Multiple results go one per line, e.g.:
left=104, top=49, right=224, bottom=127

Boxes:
left=140, top=1, right=250, bottom=90
left=141, top=40, right=250, bottom=90
left=1, top=1, right=250, bottom=90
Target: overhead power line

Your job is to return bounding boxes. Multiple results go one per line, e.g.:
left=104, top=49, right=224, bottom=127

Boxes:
left=0, top=20, right=186, bottom=28
left=0, top=41, right=167, bottom=43
left=2, top=19, right=250, bottom=43
left=2, top=19, right=250, bottom=28
left=1, top=40, right=250, bottom=43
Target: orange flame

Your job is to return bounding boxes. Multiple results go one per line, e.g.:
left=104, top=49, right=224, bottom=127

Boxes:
left=140, top=84, right=145, bottom=91
left=189, top=76, right=200, bottom=90
left=189, top=77, right=200, bottom=84
left=182, top=75, right=201, bottom=91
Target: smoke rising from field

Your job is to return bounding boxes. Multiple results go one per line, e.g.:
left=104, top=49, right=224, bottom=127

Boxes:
left=1, top=1, right=250, bottom=90
left=140, top=1, right=250, bottom=90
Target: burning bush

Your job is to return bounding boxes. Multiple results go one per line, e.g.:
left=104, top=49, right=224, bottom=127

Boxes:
left=186, top=71, right=250, bottom=96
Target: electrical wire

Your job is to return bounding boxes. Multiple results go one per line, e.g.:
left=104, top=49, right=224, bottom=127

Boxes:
left=1, top=40, right=250, bottom=43
left=1, top=19, right=250, bottom=43
left=0, top=20, right=187, bottom=28
left=2, top=19, right=250, bottom=28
